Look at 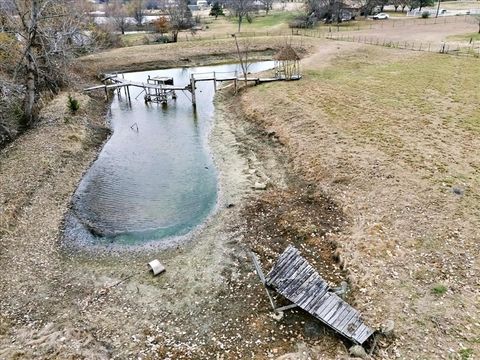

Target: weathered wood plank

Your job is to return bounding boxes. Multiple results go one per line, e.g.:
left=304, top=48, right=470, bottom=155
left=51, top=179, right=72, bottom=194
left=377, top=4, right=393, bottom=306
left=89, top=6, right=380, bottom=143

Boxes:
left=314, top=294, right=338, bottom=318
left=333, top=310, right=358, bottom=333
left=279, top=264, right=312, bottom=295
left=276, top=267, right=308, bottom=294
left=302, top=283, right=329, bottom=312
left=353, top=324, right=374, bottom=344
left=272, top=256, right=305, bottom=287
left=324, top=301, right=345, bottom=323
left=290, top=272, right=318, bottom=302
left=266, top=248, right=299, bottom=284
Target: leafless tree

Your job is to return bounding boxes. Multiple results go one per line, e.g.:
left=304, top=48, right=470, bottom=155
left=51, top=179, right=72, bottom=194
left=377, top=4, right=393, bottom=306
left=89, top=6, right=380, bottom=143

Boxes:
left=129, top=0, right=145, bottom=27
left=227, top=0, right=255, bottom=32
left=0, top=0, right=89, bottom=125
left=305, top=0, right=346, bottom=23
left=165, top=0, right=194, bottom=42
left=259, top=0, right=274, bottom=15
left=107, top=0, right=129, bottom=35
left=232, top=34, right=252, bottom=85
left=356, top=0, right=384, bottom=17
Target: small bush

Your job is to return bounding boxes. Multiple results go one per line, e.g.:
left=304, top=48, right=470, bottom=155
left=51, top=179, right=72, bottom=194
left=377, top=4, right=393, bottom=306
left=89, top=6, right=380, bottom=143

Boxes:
left=421, top=11, right=430, bottom=18
left=90, top=25, right=123, bottom=49
left=459, top=348, right=474, bottom=360
left=67, top=95, right=80, bottom=114
left=153, top=16, right=170, bottom=34
left=154, top=35, right=171, bottom=43
left=431, top=284, right=447, bottom=295
left=289, top=15, right=317, bottom=29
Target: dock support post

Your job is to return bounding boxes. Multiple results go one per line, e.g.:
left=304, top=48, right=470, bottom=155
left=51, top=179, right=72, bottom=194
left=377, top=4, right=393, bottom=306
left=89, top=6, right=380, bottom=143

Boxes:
left=213, top=71, right=217, bottom=92
left=234, top=78, right=237, bottom=94
left=104, top=85, right=108, bottom=100
left=126, top=85, right=131, bottom=103
left=190, top=74, right=196, bottom=107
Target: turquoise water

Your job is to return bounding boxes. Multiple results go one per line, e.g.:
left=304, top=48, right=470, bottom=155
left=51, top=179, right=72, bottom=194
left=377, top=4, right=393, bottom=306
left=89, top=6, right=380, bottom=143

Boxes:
left=67, top=61, right=274, bottom=246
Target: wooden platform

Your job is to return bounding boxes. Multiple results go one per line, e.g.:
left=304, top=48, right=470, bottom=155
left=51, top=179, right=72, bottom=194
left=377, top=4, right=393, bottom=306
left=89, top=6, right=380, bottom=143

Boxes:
left=84, top=72, right=301, bottom=107
left=264, top=245, right=374, bottom=345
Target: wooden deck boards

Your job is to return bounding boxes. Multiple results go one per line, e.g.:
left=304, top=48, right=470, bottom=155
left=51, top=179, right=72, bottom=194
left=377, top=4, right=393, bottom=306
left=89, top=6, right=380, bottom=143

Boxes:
left=265, top=245, right=374, bottom=345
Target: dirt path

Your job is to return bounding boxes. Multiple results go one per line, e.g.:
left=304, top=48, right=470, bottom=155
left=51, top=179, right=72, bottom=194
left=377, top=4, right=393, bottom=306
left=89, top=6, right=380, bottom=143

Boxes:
left=344, top=19, right=477, bottom=43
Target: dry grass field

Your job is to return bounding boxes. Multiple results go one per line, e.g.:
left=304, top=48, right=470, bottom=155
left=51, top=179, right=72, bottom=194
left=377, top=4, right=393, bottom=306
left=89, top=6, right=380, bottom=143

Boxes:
left=240, top=43, right=480, bottom=358
left=2, top=14, right=480, bottom=359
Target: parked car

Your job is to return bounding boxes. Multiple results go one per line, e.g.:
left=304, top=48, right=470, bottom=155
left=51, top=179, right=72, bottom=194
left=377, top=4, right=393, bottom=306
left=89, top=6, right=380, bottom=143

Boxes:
left=373, top=13, right=389, bottom=20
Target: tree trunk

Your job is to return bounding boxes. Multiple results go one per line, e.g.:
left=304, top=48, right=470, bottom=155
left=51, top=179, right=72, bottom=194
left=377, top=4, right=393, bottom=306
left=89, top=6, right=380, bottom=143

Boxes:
left=23, top=0, right=39, bottom=126
left=23, top=52, right=36, bottom=126
left=172, top=30, right=178, bottom=42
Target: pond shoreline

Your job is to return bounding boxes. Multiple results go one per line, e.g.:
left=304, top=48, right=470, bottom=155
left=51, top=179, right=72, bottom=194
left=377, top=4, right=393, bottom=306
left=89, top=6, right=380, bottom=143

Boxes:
left=0, top=46, right=321, bottom=357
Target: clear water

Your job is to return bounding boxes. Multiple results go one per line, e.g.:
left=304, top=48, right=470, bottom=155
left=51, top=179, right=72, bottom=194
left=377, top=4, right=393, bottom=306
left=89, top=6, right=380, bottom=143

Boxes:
left=68, top=61, right=274, bottom=246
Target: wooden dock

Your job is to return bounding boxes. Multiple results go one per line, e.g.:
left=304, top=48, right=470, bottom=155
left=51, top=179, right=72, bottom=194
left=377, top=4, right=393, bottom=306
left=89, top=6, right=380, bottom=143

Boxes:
left=84, top=71, right=301, bottom=107
left=258, top=245, right=374, bottom=345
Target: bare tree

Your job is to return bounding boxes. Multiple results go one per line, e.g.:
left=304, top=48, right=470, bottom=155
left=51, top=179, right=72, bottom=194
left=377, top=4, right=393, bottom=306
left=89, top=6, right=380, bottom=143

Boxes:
left=232, top=34, right=251, bottom=85
left=227, top=0, right=255, bottom=32
left=165, top=0, right=194, bottom=42
left=107, top=0, right=129, bottom=35
left=391, top=0, right=402, bottom=12
left=0, top=0, right=89, bottom=125
left=305, top=0, right=347, bottom=23
left=129, top=0, right=145, bottom=27
left=356, top=0, right=384, bottom=17
left=259, top=0, right=274, bottom=15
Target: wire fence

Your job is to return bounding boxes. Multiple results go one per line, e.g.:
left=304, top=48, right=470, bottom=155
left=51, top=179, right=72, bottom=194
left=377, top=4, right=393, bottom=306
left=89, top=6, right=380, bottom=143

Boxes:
left=170, top=14, right=476, bottom=42
left=323, top=33, right=480, bottom=58
left=138, top=15, right=480, bottom=58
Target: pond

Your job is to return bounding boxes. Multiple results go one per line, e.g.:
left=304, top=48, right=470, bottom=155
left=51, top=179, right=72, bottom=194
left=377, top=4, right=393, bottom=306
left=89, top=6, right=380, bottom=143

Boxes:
left=65, top=61, right=274, bottom=247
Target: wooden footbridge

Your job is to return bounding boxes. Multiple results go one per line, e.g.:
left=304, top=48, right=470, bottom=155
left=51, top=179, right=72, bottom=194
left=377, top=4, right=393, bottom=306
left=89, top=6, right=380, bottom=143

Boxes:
left=83, top=70, right=301, bottom=107
left=252, top=245, right=374, bottom=345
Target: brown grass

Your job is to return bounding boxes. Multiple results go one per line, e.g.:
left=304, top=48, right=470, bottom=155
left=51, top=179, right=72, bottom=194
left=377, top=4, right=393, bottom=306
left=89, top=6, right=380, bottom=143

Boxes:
left=79, top=36, right=317, bottom=73
left=240, top=43, right=480, bottom=358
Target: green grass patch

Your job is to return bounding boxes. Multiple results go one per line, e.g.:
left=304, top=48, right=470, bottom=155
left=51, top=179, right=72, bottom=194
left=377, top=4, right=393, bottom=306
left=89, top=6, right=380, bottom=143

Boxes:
left=447, top=32, right=480, bottom=42
left=227, top=11, right=300, bottom=30
left=431, top=284, right=447, bottom=295
left=121, top=33, right=149, bottom=47
left=458, top=348, right=474, bottom=360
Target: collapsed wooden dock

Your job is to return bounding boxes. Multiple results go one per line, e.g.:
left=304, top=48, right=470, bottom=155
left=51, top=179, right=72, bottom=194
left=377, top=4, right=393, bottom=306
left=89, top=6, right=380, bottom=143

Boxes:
left=253, top=245, right=374, bottom=345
